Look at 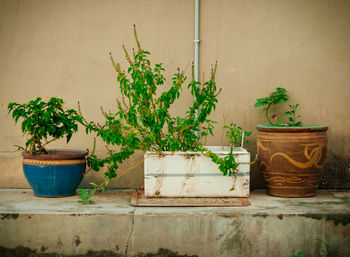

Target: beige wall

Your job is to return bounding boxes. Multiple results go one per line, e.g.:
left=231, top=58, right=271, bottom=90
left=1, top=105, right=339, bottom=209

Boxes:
left=0, top=0, right=349, bottom=189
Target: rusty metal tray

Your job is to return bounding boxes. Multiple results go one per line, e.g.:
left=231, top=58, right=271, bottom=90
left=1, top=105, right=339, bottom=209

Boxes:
left=130, top=191, right=250, bottom=207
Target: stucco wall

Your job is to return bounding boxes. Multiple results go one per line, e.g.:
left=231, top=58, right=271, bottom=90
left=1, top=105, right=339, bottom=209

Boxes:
left=0, top=0, right=349, bottom=189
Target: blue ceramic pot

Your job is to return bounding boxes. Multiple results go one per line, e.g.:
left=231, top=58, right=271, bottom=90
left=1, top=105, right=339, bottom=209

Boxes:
left=22, top=150, right=87, bottom=197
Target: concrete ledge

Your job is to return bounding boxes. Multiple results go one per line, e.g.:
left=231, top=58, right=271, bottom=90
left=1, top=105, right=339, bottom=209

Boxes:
left=0, top=189, right=349, bottom=257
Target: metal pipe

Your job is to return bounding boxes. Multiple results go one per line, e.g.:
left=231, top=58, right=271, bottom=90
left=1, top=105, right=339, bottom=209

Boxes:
left=194, top=0, right=200, bottom=84
left=194, top=0, right=200, bottom=136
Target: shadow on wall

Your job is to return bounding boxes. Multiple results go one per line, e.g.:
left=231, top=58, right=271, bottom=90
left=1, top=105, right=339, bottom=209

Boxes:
left=321, top=152, right=350, bottom=190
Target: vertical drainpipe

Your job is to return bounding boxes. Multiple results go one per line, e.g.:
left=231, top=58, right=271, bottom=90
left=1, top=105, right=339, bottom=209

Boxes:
left=194, top=0, right=200, bottom=136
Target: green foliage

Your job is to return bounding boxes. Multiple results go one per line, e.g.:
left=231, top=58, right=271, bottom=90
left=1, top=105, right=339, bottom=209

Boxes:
left=290, top=251, right=303, bottom=257
left=224, top=123, right=252, bottom=147
left=206, top=123, right=251, bottom=181
left=285, top=104, right=302, bottom=127
left=79, top=26, right=241, bottom=202
left=290, top=239, right=330, bottom=257
left=77, top=181, right=107, bottom=204
left=254, top=87, right=304, bottom=126
left=316, top=239, right=330, bottom=257
left=200, top=120, right=217, bottom=144
left=7, top=97, right=82, bottom=154
left=77, top=189, right=95, bottom=204
left=205, top=149, right=238, bottom=176
left=254, top=87, right=289, bottom=125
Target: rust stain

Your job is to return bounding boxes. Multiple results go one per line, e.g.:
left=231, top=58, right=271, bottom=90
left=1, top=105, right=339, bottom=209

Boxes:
left=156, top=152, right=165, bottom=158
left=180, top=154, right=197, bottom=194
left=154, top=174, right=164, bottom=196
left=184, top=153, right=200, bottom=159
left=185, top=186, right=196, bottom=195
left=131, top=191, right=250, bottom=207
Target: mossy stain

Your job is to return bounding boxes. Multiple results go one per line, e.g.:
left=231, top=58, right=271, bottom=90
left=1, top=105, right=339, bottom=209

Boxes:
left=252, top=213, right=269, bottom=218
left=299, top=213, right=350, bottom=226
left=1, top=214, right=19, bottom=220
left=0, top=246, right=196, bottom=257
left=0, top=245, right=123, bottom=257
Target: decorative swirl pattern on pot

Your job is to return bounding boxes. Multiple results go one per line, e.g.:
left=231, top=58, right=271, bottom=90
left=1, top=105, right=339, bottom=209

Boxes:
left=269, top=142, right=327, bottom=169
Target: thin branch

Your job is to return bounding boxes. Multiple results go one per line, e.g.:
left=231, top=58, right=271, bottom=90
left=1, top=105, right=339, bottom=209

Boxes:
left=41, top=136, right=63, bottom=148
left=14, top=145, right=26, bottom=152
left=116, top=154, right=149, bottom=179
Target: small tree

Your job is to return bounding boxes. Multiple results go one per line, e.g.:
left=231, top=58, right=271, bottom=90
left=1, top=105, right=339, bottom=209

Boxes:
left=8, top=97, right=82, bottom=154
left=254, top=87, right=302, bottom=126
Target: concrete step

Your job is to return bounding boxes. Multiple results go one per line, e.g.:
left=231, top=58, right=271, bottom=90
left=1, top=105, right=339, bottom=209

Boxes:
left=0, top=189, right=349, bottom=257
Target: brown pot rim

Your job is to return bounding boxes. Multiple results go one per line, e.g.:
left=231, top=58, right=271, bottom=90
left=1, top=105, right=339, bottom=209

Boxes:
left=256, top=124, right=328, bottom=133
left=22, top=149, right=88, bottom=160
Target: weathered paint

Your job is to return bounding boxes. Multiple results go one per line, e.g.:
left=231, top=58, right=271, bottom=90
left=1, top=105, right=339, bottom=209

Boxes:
left=144, top=146, right=250, bottom=197
left=1, top=190, right=350, bottom=257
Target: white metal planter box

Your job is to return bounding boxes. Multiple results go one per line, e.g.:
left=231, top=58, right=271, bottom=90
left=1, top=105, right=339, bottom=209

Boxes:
left=144, top=146, right=250, bottom=197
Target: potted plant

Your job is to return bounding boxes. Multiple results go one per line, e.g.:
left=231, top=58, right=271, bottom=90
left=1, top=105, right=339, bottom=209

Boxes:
left=77, top=26, right=250, bottom=203
left=7, top=97, right=87, bottom=197
left=254, top=87, right=328, bottom=197
left=143, top=123, right=251, bottom=198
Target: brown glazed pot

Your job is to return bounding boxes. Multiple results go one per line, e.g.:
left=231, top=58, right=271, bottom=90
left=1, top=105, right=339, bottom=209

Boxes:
left=256, top=124, right=328, bottom=197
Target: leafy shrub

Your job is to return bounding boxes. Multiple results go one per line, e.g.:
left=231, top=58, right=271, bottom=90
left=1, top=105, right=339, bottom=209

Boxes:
left=8, top=97, right=82, bottom=154
left=78, top=26, right=249, bottom=202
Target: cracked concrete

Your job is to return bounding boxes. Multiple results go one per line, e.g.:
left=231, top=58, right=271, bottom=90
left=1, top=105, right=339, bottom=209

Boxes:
left=124, top=208, right=135, bottom=257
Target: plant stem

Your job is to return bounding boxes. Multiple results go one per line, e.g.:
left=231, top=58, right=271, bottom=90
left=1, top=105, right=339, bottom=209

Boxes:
left=116, top=154, right=149, bottom=179
left=91, top=138, right=96, bottom=155
left=41, top=137, right=63, bottom=149
left=241, top=132, right=245, bottom=148
left=14, top=145, right=26, bottom=152
left=265, top=104, right=273, bottom=125
left=88, top=154, right=150, bottom=200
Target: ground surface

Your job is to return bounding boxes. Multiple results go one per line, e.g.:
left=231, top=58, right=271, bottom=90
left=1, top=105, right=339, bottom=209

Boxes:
left=0, top=189, right=349, bottom=257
